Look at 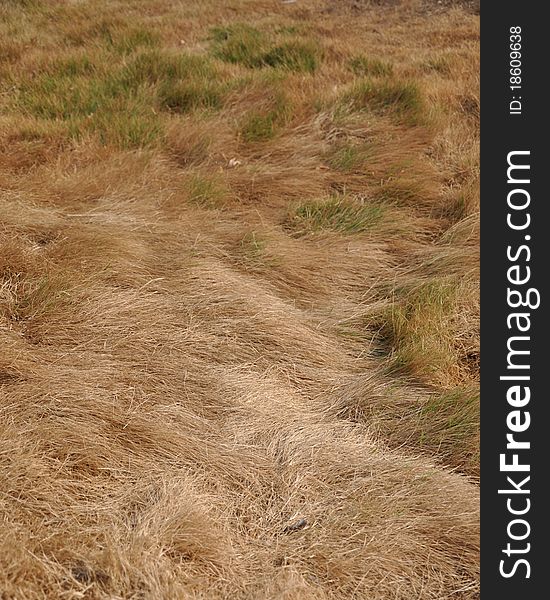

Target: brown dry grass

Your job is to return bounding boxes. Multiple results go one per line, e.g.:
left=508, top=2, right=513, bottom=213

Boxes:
left=1, top=1, right=479, bottom=598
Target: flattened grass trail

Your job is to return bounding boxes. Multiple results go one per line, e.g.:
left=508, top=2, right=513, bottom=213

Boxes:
left=0, top=1, right=479, bottom=598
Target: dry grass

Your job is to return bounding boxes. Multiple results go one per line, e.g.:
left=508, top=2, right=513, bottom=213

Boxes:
left=1, top=0, right=479, bottom=598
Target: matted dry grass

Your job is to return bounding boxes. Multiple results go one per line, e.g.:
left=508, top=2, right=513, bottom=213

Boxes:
left=1, top=1, right=479, bottom=598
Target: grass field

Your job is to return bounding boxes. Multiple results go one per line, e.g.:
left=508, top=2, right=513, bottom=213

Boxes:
left=1, top=1, right=479, bottom=598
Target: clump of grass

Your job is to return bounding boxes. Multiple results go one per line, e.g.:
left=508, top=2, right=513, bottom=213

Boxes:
left=343, top=78, right=424, bottom=125
left=187, top=174, right=229, bottom=208
left=260, top=41, right=319, bottom=73
left=13, top=49, right=229, bottom=147
left=112, top=27, right=160, bottom=54
left=435, top=194, right=467, bottom=222
left=119, top=50, right=216, bottom=88
left=164, top=121, right=215, bottom=167
left=85, top=103, right=163, bottom=149
left=417, top=385, right=479, bottom=472
left=6, top=276, right=66, bottom=323
left=238, top=84, right=291, bottom=142
left=240, top=231, right=266, bottom=256
left=64, top=17, right=122, bottom=48
left=159, top=80, right=223, bottom=114
left=348, top=56, right=393, bottom=77
left=120, top=50, right=227, bottom=114
left=422, top=55, right=452, bottom=75
left=2, top=273, right=77, bottom=344
left=327, top=143, right=372, bottom=172
left=17, top=73, right=113, bottom=120
left=366, top=382, right=479, bottom=475
left=379, top=279, right=460, bottom=384
left=239, top=111, right=281, bottom=142
left=288, top=195, right=385, bottom=234
left=62, top=18, right=159, bottom=54
left=240, top=113, right=275, bottom=142
left=210, top=24, right=266, bottom=67
left=49, top=55, right=97, bottom=78
left=16, top=64, right=163, bottom=148
left=210, top=24, right=320, bottom=73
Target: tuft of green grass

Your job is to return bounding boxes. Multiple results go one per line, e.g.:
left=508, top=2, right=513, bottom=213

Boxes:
left=15, top=64, right=163, bottom=149
left=50, top=55, right=97, bottom=78
left=112, top=27, right=160, bottom=54
left=238, top=83, right=291, bottom=142
left=289, top=196, right=385, bottom=234
left=343, top=78, right=424, bottom=125
left=61, top=19, right=159, bottom=54
left=85, top=104, right=163, bottom=149
left=378, top=279, right=460, bottom=383
left=13, top=49, right=230, bottom=148
left=119, top=50, right=216, bottom=88
left=210, top=24, right=266, bottom=67
left=240, top=113, right=274, bottom=142
left=348, top=56, right=393, bottom=77
left=17, top=74, right=112, bottom=120
left=210, top=24, right=320, bottom=73
left=366, top=382, right=479, bottom=475
left=239, top=111, right=280, bottom=142
left=120, top=50, right=227, bottom=114
left=327, top=143, right=372, bottom=173
left=416, top=385, right=479, bottom=472
left=187, top=174, right=229, bottom=208
left=159, top=80, right=223, bottom=114
left=260, top=41, right=319, bottom=73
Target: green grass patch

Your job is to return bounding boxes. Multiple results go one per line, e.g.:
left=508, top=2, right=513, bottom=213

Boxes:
left=119, top=50, right=216, bottom=88
left=187, top=174, right=229, bottom=208
left=417, top=385, right=479, bottom=472
left=121, top=50, right=227, bottom=114
left=159, top=80, right=223, bottom=114
left=288, top=195, right=385, bottom=234
left=348, top=56, right=393, bottom=77
left=210, top=23, right=266, bottom=67
left=260, top=41, right=319, bottom=73
left=85, top=103, right=163, bottom=149
left=343, top=78, right=424, bottom=125
left=327, top=143, right=372, bottom=173
left=238, top=83, right=291, bottom=142
left=210, top=23, right=320, bottom=73
left=48, top=55, right=97, bottom=78
left=239, top=110, right=281, bottom=142
left=112, top=27, right=160, bottom=54
left=13, top=49, right=231, bottom=147
left=240, top=112, right=276, bottom=142
left=16, top=70, right=162, bottom=148
left=378, top=279, right=460, bottom=383
left=60, top=16, right=159, bottom=53
left=17, top=73, right=114, bottom=120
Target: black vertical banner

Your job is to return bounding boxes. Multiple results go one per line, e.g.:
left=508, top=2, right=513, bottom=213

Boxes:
left=482, top=3, right=548, bottom=598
